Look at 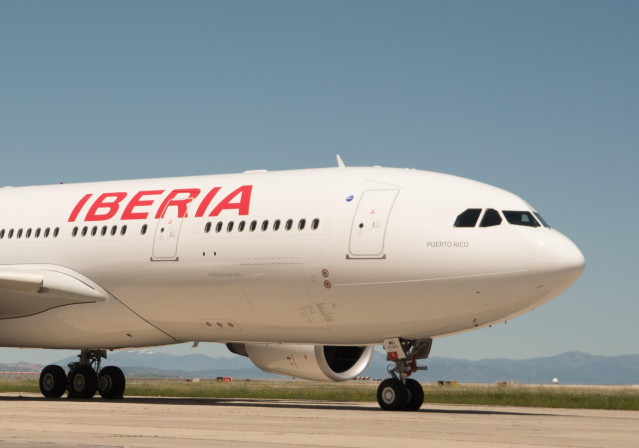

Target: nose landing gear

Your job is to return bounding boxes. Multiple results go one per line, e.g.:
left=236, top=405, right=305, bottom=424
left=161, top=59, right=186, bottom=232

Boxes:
left=38, top=349, right=125, bottom=399
left=377, top=338, right=431, bottom=411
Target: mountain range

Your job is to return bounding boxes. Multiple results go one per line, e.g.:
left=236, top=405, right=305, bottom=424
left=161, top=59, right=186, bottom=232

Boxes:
left=2, top=350, right=638, bottom=385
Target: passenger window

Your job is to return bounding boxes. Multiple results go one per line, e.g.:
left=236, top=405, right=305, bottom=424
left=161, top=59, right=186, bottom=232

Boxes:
left=298, top=219, right=306, bottom=230
left=101, top=226, right=107, bottom=236
left=8, top=229, right=14, bottom=239
left=503, top=211, right=540, bottom=227
left=261, top=220, right=269, bottom=231
left=91, top=226, right=97, bottom=236
left=204, top=222, right=212, bottom=233
left=480, top=209, right=502, bottom=227
left=26, top=228, right=32, bottom=238
left=311, top=218, right=320, bottom=230
left=216, top=222, right=223, bottom=233
left=72, top=227, right=78, bottom=237
left=285, top=219, right=293, bottom=231
left=454, top=209, right=482, bottom=227
left=44, top=228, right=50, bottom=238
left=121, top=225, right=127, bottom=235
left=238, top=221, right=246, bottom=232
left=0, top=229, right=4, bottom=239
left=273, top=219, right=281, bottom=231
left=35, top=228, right=41, bottom=238
left=81, top=226, right=88, bottom=237
left=111, top=225, right=117, bottom=236
left=227, top=221, right=234, bottom=232
left=53, top=227, right=59, bottom=237
left=141, top=224, right=148, bottom=235
left=249, top=220, right=257, bottom=232
left=17, top=229, right=23, bottom=239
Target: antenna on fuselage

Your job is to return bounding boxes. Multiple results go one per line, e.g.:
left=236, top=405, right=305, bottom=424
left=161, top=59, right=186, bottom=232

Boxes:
left=336, top=154, right=346, bottom=168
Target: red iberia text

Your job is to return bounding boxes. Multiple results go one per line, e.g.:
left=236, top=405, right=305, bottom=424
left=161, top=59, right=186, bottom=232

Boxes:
left=68, top=185, right=253, bottom=222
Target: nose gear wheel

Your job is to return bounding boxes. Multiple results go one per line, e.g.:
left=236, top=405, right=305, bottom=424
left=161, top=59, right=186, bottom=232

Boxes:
left=377, top=338, right=432, bottom=411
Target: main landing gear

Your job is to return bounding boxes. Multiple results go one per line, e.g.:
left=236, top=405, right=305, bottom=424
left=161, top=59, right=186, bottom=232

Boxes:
left=377, top=338, right=432, bottom=411
left=39, top=349, right=126, bottom=399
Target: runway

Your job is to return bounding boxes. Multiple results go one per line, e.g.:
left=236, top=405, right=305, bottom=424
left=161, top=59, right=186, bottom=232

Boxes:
left=1, top=393, right=637, bottom=447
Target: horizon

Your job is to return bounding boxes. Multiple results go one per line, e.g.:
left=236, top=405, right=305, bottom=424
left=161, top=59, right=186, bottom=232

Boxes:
left=3, top=349, right=636, bottom=387
left=2, top=346, right=638, bottom=367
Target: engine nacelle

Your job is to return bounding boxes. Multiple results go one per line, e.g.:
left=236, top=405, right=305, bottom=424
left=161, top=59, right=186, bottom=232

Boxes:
left=227, top=343, right=374, bottom=382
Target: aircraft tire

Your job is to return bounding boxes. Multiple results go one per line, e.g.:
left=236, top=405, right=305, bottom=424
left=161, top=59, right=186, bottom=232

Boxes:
left=404, top=378, right=424, bottom=411
left=98, top=366, right=126, bottom=399
left=377, top=378, right=407, bottom=411
left=39, top=365, right=67, bottom=398
left=67, top=365, right=98, bottom=399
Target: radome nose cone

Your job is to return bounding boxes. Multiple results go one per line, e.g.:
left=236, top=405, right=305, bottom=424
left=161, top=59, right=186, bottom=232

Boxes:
left=565, top=241, right=586, bottom=276
left=553, top=231, right=585, bottom=278
left=555, top=239, right=585, bottom=290
left=529, top=230, right=585, bottom=289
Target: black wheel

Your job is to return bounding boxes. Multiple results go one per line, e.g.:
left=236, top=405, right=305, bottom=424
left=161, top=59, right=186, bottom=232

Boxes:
left=67, top=365, right=98, bottom=399
left=98, top=366, right=126, bottom=399
left=377, top=378, right=407, bottom=411
left=404, top=378, right=424, bottom=411
left=39, top=365, right=67, bottom=398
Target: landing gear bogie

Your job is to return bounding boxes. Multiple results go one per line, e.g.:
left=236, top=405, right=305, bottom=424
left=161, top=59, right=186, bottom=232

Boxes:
left=37, top=349, right=126, bottom=399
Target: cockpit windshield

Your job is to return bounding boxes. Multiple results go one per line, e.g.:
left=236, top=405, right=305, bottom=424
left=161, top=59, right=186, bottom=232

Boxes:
left=454, top=209, right=482, bottom=227
left=533, top=212, right=551, bottom=228
left=453, top=208, right=548, bottom=229
left=502, top=211, right=540, bottom=227
left=479, top=209, right=502, bottom=227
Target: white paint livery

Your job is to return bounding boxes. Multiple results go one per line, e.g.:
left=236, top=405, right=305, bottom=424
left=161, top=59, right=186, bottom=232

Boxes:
left=0, top=163, right=584, bottom=409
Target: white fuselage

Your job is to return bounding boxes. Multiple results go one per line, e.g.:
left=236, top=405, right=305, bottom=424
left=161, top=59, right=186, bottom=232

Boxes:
left=0, top=166, right=584, bottom=350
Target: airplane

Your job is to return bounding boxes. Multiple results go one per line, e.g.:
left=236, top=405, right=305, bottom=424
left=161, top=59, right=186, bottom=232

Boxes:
left=0, top=156, right=584, bottom=411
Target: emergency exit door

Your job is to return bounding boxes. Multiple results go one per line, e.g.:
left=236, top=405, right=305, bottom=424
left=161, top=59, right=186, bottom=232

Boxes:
left=152, top=205, right=187, bottom=261
left=348, top=189, right=399, bottom=258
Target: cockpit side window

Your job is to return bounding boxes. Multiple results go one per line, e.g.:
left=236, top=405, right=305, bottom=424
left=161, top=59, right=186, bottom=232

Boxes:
left=503, top=211, right=540, bottom=227
left=479, top=209, right=502, bottom=227
left=534, top=212, right=551, bottom=228
left=454, top=209, right=482, bottom=227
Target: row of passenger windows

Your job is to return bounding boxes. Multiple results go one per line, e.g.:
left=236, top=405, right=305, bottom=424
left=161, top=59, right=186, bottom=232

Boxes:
left=72, top=225, right=128, bottom=237
left=1, top=218, right=321, bottom=241
left=0, top=227, right=60, bottom=240
left=204, top=218, right=320, bottom=234
left=454, top=209, right=550, bottom=228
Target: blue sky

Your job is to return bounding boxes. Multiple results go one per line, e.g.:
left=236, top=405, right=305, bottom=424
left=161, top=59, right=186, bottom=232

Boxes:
left=0, top=1, right=637, bottom=364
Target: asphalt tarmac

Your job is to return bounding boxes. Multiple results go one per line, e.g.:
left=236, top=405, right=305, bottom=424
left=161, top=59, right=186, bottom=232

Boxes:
left=1, top=393, right=637, bottom=448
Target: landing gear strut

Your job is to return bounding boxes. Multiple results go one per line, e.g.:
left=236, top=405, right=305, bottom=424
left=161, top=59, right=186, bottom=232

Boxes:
left=38, top=349, right=125, bottom=399
left=377, top=338, right=431, bottom=411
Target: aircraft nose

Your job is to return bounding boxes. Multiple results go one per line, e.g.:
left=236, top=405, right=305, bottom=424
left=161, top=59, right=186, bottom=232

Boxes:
left=529, top=230, right=585, bottom=289
left=563, top=239, right=586, bottom=275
